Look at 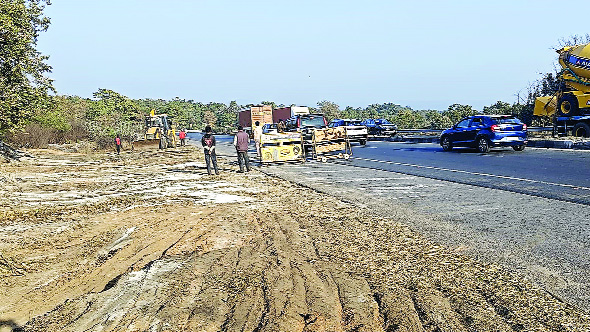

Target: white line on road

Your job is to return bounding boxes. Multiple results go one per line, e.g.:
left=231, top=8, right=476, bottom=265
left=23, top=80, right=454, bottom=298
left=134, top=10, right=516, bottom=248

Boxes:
left=352, top=157, right=590, bottom=191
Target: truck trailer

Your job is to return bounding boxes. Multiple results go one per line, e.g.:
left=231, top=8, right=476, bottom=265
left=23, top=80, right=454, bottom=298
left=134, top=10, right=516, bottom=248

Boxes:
left=272, top=106, right=310, bottom=123
left=238, top=105, right=273, bottom=133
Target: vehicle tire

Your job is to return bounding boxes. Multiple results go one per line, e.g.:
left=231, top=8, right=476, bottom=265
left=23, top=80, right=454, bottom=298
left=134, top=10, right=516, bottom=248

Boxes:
left=557, top=94, right=579, bottom=116
left=512, top=144, right=525, bottom=151
left=441, top=136, right=453, bottom=151
left=573, top=122, right=590, bottom=138
left=360, top=139, right=367, bottom=146
left=477, top=136, right=490, bottom=153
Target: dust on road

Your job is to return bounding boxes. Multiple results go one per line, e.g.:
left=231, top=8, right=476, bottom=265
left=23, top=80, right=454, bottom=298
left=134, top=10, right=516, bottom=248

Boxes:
left=1, top=146, right=588, bottom=331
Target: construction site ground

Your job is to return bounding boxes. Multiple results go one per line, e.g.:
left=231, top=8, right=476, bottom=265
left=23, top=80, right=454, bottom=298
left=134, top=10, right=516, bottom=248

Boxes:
left=1, top=144, right=589, bottom=331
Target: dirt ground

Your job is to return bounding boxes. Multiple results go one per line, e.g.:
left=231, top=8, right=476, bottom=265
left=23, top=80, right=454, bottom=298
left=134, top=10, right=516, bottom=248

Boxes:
left=1, top=146, right=589, bottom=332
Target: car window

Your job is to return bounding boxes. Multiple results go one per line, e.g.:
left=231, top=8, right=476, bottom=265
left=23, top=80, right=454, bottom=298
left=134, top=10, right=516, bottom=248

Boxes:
left=492, top=117, right=522, bottom=125
left=455, top=119, right=470, bottom=128
left=470, top=118, right=483, bottom=127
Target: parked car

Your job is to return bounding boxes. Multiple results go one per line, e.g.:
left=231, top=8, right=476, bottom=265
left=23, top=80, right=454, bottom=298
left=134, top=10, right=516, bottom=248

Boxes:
left=261, top=123, right=278, bottom=135
left=328, top=119, right=368, bottom=145
left=440, top=115, right=527, bottom=153
left=361, top=118, right=398, bottom=136
left=284, top=113, right=327, bottom=141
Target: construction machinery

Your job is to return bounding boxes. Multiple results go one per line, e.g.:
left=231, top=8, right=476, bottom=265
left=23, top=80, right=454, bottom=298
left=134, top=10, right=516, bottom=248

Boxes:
left=259, top=132, right=305, bottom=163
left=310, top=127, right=352, bottom=162
left=534, top=43, right=590, bottom=137
left=135, top=110, right=177, bottom=149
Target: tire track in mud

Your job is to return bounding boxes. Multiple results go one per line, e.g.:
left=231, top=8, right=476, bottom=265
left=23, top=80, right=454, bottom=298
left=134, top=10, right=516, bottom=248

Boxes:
left=22, top=205, right=396, bottom=331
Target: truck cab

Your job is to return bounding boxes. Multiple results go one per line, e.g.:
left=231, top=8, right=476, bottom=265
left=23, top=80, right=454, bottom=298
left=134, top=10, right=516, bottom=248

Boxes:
left=284, top=113, right=327, bottom=143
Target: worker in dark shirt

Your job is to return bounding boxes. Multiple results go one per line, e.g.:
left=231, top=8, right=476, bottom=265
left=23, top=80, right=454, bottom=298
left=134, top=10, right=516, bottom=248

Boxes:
left=233, top=125, right=251, bottom=172
left=201, top=126, right=219, bottom=175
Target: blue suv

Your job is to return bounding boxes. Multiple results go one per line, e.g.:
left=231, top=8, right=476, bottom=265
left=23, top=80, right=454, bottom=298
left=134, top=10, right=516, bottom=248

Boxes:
left=440, top=115, right=527, bottom=153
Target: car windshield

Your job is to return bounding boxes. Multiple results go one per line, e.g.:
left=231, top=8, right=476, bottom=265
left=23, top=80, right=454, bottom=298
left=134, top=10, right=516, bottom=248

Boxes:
left=492, top=117, right=522, bottom=125
left=301, top=116, right=325, bottom=127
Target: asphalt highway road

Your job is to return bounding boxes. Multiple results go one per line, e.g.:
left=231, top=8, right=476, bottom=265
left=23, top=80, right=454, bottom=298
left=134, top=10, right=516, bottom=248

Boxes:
left=196, top=134, right=590, bottom=311
left=348, top=141, right=590, bottom=205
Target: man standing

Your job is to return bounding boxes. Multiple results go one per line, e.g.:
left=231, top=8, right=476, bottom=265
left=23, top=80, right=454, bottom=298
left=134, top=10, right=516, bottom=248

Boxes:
left=253, top=120, right=262, bottom=158
left=115, top=134, right=122, bottom=155
left=234, top=125, right=251, bottom=172
left=201, top=126, right=219, bottom=175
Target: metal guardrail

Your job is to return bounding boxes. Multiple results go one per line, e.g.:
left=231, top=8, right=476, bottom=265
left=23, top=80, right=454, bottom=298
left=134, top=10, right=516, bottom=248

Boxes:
left=527, top=127, right=554, bottom=132
left=396, top=127, right=553, bottom=135
left=397, top=129, right=443, bottom=134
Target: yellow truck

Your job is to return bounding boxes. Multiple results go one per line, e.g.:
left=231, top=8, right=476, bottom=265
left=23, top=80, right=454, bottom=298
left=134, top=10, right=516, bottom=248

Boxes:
left=534, top=43, right=590, bottom=137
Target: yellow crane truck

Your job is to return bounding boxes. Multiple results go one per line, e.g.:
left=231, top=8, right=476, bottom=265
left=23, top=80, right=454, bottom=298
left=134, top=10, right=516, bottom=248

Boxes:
left=534, top=42, right=590, bottom=137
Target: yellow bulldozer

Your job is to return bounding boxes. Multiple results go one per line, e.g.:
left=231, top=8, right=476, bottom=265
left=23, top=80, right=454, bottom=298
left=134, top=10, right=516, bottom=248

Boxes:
left=134, top=110, right=178, bottom=149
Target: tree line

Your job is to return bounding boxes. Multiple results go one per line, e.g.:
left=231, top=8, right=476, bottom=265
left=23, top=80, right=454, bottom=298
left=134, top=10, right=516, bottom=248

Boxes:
left=1, top=1, right=585, bottom=149
left=2, top=89, right=542, bottom=148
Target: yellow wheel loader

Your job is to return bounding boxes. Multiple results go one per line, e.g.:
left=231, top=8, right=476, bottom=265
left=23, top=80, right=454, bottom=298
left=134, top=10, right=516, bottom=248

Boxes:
left=134, top=110, right=178, bottom=149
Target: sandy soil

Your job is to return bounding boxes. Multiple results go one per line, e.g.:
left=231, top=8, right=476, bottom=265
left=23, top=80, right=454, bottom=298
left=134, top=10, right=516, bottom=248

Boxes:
left=1, top=146, right=589, bottom=331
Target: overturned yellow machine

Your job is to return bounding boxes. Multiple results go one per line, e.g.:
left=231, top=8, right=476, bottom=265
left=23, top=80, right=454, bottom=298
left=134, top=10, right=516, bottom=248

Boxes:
left=534, top=43, right=590, bottom=117
left=311, top=127, right=352, bottom=162
left=260, top=132, right=305, bottom=163
left=259, top=125, right=353, bottom=163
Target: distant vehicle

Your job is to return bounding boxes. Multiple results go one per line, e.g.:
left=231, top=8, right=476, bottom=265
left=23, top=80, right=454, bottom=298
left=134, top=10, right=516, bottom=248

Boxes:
left=285, top=113, right=327, bottom=138
left=262, top=123, right=278, bottom=135
left=440, top=115, right=527, bottom=153
left=328, top=119, right=368, bottom=145
left=361, top=118, right=397, bottom=136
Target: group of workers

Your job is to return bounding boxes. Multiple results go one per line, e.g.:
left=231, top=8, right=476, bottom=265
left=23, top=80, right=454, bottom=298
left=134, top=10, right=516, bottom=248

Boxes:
left=114, top=124, right=261, bottom=175
left=200, top=121, right=263, bottom=176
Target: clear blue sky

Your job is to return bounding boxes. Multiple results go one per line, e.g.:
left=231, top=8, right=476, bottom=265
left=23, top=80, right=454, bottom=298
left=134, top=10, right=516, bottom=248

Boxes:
left=37, top=0, right=588, bottom=111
